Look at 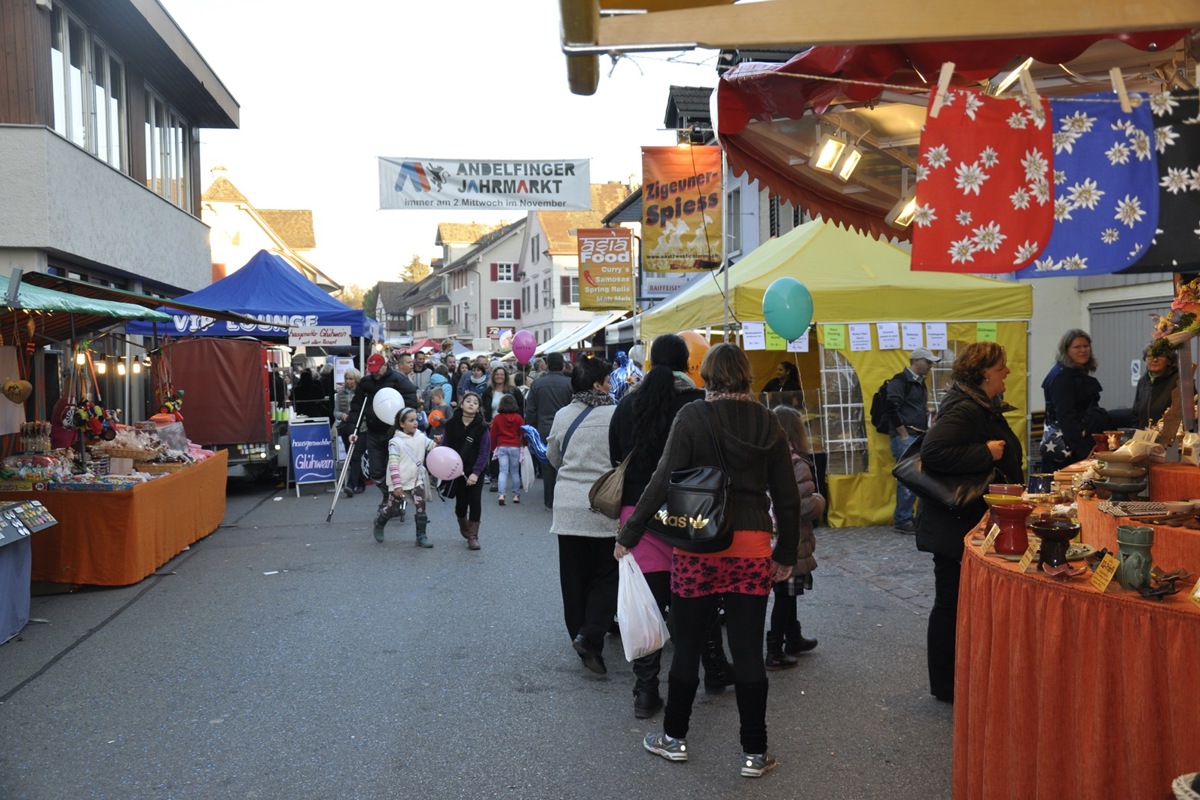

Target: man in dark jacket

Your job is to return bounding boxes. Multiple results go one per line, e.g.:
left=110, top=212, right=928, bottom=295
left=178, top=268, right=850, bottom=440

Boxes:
left=348, top=353, right=418, bottom=504
left=886, top=347, right=940, bottom=533
left=525, top=351, right=573, bottom=509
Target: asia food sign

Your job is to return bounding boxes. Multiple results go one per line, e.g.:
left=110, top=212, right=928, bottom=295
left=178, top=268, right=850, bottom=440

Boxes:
left=577, top=228, right=634, bottom=311
left=641, top=146, right=723, bottom=273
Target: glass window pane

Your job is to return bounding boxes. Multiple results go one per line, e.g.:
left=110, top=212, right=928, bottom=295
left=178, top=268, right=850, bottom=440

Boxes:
left=50, top=11, right=66, bottom=137
left=67, top=18, right=87, bottom=148
left=92, top=42, right=107, bottom=160
left=107, top=57, right=125, bottom=171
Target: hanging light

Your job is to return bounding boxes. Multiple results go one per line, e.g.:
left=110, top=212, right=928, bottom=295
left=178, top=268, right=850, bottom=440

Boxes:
left=809, top=132, right=847, bottom=173
left=132, top=360, right=142, bottom=375
left=885, top=193, right=919, bottom=228
left=75, top=351, right=86, bottom=365
left=117, top=360, right=127, bottom=376
left=95, top=359, right=107, bottom=375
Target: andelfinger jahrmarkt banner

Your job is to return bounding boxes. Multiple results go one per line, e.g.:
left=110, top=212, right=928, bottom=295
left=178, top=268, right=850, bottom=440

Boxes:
left=379, top=157, right=591, bottom=211
left=641, top=146, right=722, bottom=272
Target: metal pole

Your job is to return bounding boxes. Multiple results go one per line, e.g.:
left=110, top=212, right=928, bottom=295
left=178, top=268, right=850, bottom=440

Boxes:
left=722, top=148, right=730, bottom=341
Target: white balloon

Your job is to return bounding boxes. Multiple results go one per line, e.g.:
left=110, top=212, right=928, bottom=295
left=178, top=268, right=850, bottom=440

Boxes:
left=372, top=387, right=405, bottom=424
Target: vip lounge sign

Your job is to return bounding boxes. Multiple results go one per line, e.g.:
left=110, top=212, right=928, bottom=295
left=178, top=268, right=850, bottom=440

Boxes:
left=641, top=146, right=723, bottom=272
left=378, top=157, right=591, bottom=211
left=577, top=228, right=634, bottom=311
left=288, top=326, right=351, bottom=347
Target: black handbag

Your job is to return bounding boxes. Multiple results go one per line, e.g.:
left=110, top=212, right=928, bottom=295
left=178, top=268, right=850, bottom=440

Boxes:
left=644, top=405, right=734, bottom=553
left=891, top=433, right=997, bottom=511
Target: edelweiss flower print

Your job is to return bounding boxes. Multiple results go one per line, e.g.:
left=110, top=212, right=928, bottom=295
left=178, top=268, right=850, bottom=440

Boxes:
left=1120, top=91, right=1200, bottom=272
left=911, top=89, right=1053, bottom=272
left=1015, top=94, right=1159, bottom=277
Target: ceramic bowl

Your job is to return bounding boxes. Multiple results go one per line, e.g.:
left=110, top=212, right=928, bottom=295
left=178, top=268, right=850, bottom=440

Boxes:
left=1092, top=477, right=1148, bottom=495
left=1095, top=465, right=1148, bottom=480
left=988, top=483, right=1025, bottom=496
left=984, top=493, right=1028, bottom=507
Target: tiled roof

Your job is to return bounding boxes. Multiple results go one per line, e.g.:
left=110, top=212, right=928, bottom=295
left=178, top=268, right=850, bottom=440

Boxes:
left=201, top=176, right=249, bottom=203
left=436, top=222, right=503, bottom=246
left=376, top=281, right=418, bottom=309
left=664, top=85, right=714, bottom=129
left=257, top=210, right=316, bottom=250
left=403, top=275, right=448, bottom=306
left=441, top=218, right=525, bottom=272
left=538, top=182, right=633, bottom=254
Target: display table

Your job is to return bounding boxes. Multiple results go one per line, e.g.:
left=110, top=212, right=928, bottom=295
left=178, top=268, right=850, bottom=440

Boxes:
left=1077, top=496, right=1200, bottom=573
left=14, top=450, right=228, bottom=586
left=1148, top=461, right=1200, bottom=502
left=952, top=535, right=1200, bottom=800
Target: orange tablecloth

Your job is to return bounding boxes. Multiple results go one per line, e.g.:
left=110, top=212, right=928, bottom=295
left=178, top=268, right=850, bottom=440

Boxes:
left=19, top=451, right=227, bottom=586
left=1148, top=461, right=1200, bottom=502
left=1078, top=497, right=1200, bottom=574
left=953, top=538, right=1200, bottom=800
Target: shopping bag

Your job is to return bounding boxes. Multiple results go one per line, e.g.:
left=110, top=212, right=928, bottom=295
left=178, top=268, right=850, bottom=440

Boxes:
left=617, top=555, right=670, bottom=662
left=519, top=446, right=535, bottom=494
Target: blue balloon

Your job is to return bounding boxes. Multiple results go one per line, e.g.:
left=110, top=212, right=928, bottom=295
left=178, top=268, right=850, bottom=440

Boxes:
left=762, top=278, right=814, bottom=341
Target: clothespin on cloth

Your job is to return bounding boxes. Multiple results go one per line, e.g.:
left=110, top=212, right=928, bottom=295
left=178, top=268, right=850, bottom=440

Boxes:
left=929, top=62, right=956, bottom=118
left=1110, top=67, right=1132, bottom=113
left=1018, top=69, right=1041, bottom=109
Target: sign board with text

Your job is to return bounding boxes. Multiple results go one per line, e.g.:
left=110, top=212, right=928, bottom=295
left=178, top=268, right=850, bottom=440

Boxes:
left=289, top=326, right=351, bottom=348
left=577, top=228, right=635, bottom=311
left=289, top=421, right=336, bottom=491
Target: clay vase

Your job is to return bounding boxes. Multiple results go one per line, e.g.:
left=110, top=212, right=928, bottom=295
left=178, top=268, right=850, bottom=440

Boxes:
left=991, top=502, right=1032, bottom=556
left=1116, top=525, right=1154, bottom=591
left=1030, top=518, right=1080, bottom=568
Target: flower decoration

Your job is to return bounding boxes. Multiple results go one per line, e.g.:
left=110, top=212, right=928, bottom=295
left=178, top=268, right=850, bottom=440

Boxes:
left=1149, top=276, right=1200, bottom=356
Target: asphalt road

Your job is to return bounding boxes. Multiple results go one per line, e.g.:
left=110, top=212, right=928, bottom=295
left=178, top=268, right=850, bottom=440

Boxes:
left=0, top=477, right=952, bottom=799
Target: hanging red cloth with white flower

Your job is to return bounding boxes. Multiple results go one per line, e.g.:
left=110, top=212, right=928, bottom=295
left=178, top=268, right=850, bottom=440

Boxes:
left=1014, top=94, right=1159, bottom=278
left=911, top=89, right=1054, bottom=272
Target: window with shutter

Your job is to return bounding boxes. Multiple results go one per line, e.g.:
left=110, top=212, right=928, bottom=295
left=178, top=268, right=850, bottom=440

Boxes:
left=513, top=300, right=521, bottom=319
left=490, top=299, right=498, bottom=319
left=560, top=276, right=570, bottom=304
left=490, top=263, right=498, bottom=281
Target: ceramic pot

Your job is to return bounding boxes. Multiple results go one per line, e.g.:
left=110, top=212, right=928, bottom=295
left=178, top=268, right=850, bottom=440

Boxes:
left=1030, top=519, right=1080, bottom=568
left=1115, top=525, right=1154, bottom=591
left=991, top=502, right=1032, bottom=556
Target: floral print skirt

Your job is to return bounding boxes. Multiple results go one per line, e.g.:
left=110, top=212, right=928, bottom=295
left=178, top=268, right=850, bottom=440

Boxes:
left=671, top=553, right=774, bottom=598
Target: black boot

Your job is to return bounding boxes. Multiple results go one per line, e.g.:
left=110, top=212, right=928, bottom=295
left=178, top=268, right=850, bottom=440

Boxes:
left=632, top=648, right=664, bottom=718
left=414, top=512, right=432, bottom=548
left=701, top=634, right=735, bottom=694
left=765, top=631, right=797, bottom=671
left=372, top=515, right=386, bottom=543
left=784, top=620, right=818, bottom=655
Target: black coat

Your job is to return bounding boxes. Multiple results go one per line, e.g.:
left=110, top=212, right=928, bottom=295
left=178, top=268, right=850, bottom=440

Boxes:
left=1042, top=363, right=1108, bottom=464
left=608, top=379, right=705, bottom=507
left=349, top=369, right=419, bottom=433
left=1131, top=366, right=1179, bottom=428
left=915, top=386, right=1024, bottom=559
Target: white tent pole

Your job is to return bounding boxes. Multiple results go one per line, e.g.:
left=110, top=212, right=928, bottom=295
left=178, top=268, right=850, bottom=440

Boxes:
left=722, top=147, right=730, bottom=340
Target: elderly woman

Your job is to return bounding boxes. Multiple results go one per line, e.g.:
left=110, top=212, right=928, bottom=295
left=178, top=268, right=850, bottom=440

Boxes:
left=616, top=343, right=800, bottom=779
left=1132, top=345, right=1180, bottom=429
left=917, top=342, right=1023, bottom=703
left=336, top=369, right=364, bottom=497
left=1040, top=329, right=1110, bottom=471
left=547, top=356, right=619, bottom=677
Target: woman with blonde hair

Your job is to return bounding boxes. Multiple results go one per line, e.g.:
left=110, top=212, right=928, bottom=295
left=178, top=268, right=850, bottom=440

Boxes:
left=616, top=343, right=800, bottom=778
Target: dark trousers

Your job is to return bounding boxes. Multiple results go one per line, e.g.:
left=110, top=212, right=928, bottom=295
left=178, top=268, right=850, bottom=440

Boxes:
left=768, top=582, right=798, bottom=636
left=360, top=428, right=390, bottom=499
left=341, top=428, right=364, bottom=491
left=928, top=552, right=961, bottom=701
left=541, top=461, right=559, bottom=509
left=557, top=535, right=619, bottom=651
left=664, top=591, right=770, bottom=752
left=453, top=477, right=484, bottom=522
left=631, top=570, right=671, bottom=691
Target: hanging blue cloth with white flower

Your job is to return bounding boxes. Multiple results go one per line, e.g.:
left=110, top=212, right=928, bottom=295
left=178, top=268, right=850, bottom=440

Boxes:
left=1015, top=94, right=1159, bottom=278
left=1120, top=91, right=1200, bottom=273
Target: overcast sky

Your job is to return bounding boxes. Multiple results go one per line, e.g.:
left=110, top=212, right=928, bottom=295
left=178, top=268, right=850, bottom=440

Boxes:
left=158, top=0, right=720, bottom=288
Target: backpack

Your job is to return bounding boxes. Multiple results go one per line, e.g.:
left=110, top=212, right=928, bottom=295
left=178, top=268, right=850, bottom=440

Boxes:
left=869, top=379, right=892, bottom=434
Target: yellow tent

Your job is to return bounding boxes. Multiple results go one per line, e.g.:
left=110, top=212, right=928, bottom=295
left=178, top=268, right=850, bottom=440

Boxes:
left=638, top=219, right=1033, bottom=527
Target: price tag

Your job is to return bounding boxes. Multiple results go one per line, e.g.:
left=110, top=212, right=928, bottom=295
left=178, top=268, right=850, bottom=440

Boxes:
left=979, top=523, right=1000, bottom=554
left=1090, top=553, right=1121, bottom=592
left=1017, top=545, right=1038, bottom=573
left=1190, top=579, right=1200, bottom=610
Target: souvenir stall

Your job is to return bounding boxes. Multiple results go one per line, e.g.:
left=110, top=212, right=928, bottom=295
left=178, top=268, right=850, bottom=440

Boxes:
left=636, top=219, right=1032, bottom=527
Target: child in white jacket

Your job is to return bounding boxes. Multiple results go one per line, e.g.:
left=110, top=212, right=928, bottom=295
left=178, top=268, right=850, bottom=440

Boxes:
left=373, top=407, right=437, bottom=547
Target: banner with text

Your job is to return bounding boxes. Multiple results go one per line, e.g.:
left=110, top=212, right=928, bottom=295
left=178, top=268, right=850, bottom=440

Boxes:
left=577, top=228, right=634, bottom=311
left=378, top=157, right=591, bottom=211
left=641, top=146, right=723, bottom=272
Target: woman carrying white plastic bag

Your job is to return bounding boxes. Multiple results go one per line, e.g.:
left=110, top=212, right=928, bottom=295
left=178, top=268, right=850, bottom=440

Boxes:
left=618, top=554, right=671, bottom=662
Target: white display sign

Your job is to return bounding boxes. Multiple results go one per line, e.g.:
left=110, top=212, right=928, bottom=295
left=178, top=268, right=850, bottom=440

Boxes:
left=902, top=322, right=925, bottom=350
left=742, top=322, right=766, bottom=350
left=289, top=326, right=351, bottom=347
left=876, top=322, right=901, bottom=350
left=849, top=324, right=872, bottom=352
left=379, top=157, right=591, bottom=211
left=926, top=323, right=948, bottom=351
left=786, top=330, right=810, bottom=352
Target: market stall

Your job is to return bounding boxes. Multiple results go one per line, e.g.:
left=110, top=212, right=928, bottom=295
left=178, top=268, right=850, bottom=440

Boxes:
left=636, top=220, right=1032, bottom=526
left=953, top=525, right=1200, bottom=800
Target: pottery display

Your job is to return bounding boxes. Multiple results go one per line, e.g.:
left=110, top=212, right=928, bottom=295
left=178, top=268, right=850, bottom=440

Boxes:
left=1092, top=477, right=1148, bottom=502
left=990, top=502, right=1032, bottom=556
left=1115, top=525, right=1154, bottom=591
left=1030, top=518, right=1081, bottom=568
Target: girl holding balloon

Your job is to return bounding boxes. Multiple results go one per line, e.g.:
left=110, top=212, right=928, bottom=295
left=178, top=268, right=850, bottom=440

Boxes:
left=439, top=391, right=491, bottom=550
left=373, top=407, right=438, bottom=547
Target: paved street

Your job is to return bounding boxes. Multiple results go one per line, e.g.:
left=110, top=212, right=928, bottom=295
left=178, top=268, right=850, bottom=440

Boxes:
left=0, top=476, right=951, bottom=799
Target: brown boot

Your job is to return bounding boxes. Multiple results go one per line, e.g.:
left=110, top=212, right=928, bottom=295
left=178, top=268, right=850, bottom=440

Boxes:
left=466, top=519, right=481, bottom=550
left=457, top=516, right=469, bottom=540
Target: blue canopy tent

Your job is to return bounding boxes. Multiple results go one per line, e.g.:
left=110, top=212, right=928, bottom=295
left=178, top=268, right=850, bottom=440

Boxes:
left=125, top=250, right=381, bottom=340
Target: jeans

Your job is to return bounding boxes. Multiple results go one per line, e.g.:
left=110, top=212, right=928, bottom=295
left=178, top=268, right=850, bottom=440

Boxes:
left=890, top=433, right=918, bottom=526
left=496, top=446, right=522, bottom=495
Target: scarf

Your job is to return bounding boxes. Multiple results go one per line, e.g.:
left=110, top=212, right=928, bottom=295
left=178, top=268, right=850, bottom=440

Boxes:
left=705, top=390, right=755, bottom=403
left=672, top=370, right=696, bottom=387
left=954, top=379, right=1017, bottom=414
left=572, top=389, right=615, bottom=407
left=468, top=373, right=488, bottom=390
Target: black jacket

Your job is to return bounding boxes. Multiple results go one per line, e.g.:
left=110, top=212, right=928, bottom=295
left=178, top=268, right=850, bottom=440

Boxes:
left=1042, top=363, right=1108, bottom=463
left=525, top=372, right=573, bottom=438
left=915, top=385, right=1024, bottom=559
left=349, top=368, right=419, bottom=433
left=886, top=368, right=930, bottom=433
left=1131, top=366, right=1179, bottom=428
left=608, top=378, right=705, bottom=507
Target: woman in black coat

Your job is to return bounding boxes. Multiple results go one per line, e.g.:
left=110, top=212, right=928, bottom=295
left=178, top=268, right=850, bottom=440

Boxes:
left=761, top=361, right=800, bottom=394
left=1132, top=346, right=1180, bottom=428
left=916, top=342, right=1023, bottom=704
left=1040, top=329, right=1109, bottom=471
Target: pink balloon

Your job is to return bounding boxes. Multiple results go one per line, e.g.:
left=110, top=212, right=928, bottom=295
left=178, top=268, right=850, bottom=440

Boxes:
left=426, top=446, right=464, bottom=481
left=512, top=330, right=536, bottom=365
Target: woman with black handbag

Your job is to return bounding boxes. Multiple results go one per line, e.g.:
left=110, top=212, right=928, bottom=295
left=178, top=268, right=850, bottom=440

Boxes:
left=917, top=341, right=1023, bottom=704
left=615, top=344, right=800, bottom=779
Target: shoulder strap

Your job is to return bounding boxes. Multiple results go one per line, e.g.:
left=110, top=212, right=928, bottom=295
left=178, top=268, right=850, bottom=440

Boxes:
left=705, top=403, right=729, bottom=473
left=561, top=405, right=593, bottom=454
